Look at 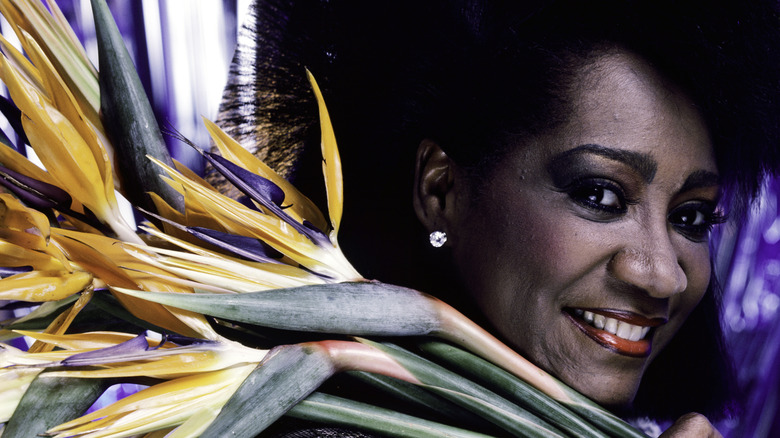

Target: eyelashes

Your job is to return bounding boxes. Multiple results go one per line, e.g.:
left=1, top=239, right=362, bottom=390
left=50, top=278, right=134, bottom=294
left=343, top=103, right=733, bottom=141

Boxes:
left=667, top=202, right=727, bottom=241
left=564, top=178, right=635, bottom=215
left=561, top=177, right=724, bottom=241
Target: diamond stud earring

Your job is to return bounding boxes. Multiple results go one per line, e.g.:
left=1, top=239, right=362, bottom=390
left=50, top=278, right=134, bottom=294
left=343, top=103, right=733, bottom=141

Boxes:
left=429, top=231, right=447, bottom=248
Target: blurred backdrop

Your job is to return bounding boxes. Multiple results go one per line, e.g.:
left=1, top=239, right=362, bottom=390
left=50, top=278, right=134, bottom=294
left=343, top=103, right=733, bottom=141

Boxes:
left=1, top=1, right=778, bottom=436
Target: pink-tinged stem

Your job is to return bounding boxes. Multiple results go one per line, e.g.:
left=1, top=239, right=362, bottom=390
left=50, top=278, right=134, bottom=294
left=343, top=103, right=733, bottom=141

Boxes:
left=303, top=340, right=423, bottom=385
left=431, top=298, right=573, bottom=404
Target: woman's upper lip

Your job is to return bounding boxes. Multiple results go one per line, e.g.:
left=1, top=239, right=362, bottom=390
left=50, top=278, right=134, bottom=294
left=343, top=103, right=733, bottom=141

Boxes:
left=569, top=307, right=667, bottom=327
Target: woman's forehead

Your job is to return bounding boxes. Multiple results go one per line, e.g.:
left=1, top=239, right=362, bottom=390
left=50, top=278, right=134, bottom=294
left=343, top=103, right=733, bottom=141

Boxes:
left=548, top=49, right=718, bottom=173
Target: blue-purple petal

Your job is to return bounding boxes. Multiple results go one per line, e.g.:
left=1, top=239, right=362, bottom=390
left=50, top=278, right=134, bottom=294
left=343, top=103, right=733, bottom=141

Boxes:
left=236, top=195, right=262, bottom=212
left=163, top=333, right=219, bottom=347
left=204, top=152, right=285, bottom=207
left=188, top=226, right=284, bottom=263
left=0, top=164, right=73, bottom=210
left=302, top=220, right=329, bottom=240
left=0, top=298, right=36, bottom=311
left=61, top=332, right=151, bottom=366
left=0, top=96, right=30, bottom=150
left=202, top=153, right=331, bottom=247
left=59, top=332, right=220, bottom=367
left=0, top=266, right=33, bottom=278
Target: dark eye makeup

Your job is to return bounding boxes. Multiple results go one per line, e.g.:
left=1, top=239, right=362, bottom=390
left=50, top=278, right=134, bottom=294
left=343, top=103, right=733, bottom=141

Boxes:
left=563, top=179, right=725, bottom=240
left=565, top=178, right=631, bottom=215
left=547, top=145, right=723, bottom=240
left=668, top=201, right=726, bottom=241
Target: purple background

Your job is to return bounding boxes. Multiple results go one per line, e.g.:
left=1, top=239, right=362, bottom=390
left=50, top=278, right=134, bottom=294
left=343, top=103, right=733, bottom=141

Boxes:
left=1, top=1, right=778, bottom=436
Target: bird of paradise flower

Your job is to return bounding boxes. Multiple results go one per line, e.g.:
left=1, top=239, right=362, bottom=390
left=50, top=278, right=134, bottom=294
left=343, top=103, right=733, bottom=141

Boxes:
left=0, top=1, right=650, bottom=437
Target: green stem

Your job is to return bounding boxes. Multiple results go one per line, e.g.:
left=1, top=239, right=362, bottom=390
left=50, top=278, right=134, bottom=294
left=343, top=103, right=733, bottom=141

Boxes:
left=3, top=374, right=108, bottom=438
left=349, top=371, right=494, bottom=431
left=432, top=301, right=648, bottom=438
left=90, top=0, right=183, bottom=215
left=199, top=344, right=336, bottom=437
left=359, top=340, right=568, bottom=438
left=288, top=392, right=496, bottom=438
left=418, top=341, right=609, bottom=438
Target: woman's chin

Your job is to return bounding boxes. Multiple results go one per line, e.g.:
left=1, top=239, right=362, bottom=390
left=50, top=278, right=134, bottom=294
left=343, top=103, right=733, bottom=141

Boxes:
left=554, top=364, right=643, bottom=409
left=572, top=379, right=640, bottom=409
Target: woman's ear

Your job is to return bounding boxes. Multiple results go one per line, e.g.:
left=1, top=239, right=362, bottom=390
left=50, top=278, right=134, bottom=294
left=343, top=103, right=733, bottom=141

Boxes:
left=413, top=139, right=457, bottom=233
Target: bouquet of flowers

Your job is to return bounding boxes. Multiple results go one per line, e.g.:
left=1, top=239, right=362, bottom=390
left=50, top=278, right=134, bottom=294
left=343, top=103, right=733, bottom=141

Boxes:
left=0, top=1, right=650, bottom=437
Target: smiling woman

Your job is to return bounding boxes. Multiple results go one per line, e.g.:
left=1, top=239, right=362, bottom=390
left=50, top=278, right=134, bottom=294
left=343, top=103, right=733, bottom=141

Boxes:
left=0, top=0, right=777, bottom=436
left=415, top=49, right=720, bottom=408
left=214, top=0, right=780, bottom=435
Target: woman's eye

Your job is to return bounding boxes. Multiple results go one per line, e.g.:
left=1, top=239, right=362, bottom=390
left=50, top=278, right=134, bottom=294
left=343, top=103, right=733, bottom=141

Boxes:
left=677, top=210, right=705, bottom=226
left=668, top=202, right=725, bottom=241
left=568, top=181, right=627, bottom=214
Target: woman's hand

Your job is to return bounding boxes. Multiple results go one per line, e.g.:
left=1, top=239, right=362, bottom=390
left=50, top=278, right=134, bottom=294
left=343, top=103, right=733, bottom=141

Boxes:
left=660, top=413, right=723, bottom=437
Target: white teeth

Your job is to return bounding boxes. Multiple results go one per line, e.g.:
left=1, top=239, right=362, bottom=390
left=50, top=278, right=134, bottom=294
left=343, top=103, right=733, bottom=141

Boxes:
left=575, top=309, right=651, bottom=341
left=583, top=311, right=594, bottom=323
left=629, top=325, right=643, bottom=342
left=616, top=322, right=632, bottom=339
left=604, top=318, right=618, bottom=335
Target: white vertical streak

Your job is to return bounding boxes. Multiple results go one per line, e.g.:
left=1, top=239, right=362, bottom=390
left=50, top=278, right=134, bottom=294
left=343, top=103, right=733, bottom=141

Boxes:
left=142, top=0, right=167, bottom=109
left=78, top=0, right=98, bottom=65
left=162, top=0, right=230, bottom=147
left=237, top=0, right=251, bottom=33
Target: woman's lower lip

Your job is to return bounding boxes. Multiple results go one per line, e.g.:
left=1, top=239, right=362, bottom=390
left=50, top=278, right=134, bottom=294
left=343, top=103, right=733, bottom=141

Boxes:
left=565, top=312, right=652, bottom=357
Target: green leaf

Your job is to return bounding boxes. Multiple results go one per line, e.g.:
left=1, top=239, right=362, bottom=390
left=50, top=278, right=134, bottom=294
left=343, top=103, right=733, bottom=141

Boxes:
left=116, top=285, right=646, bottom=438
left=3, top=295, right=78, bottom=330
left=349, top=371, right=492, bottom=431
left=89, top=291, right=172, bottom=334
left=360, top=340, right=567, bottom=438
left=200, top=344, right=336, bottom=437
left=90, top=0, right=183, bottom=214
left=116, top=282, right=442, bottom=336
left=418, top=341, right=610, bottom=438
left=2, top=374, right=108, bottom=438
left=419, top=342, right=647, bottom=438
left=3, top=292, right=167, bottom=335
left=288, top=392, right=495, bottom=438
left=561, top=397, right=649, bottom=438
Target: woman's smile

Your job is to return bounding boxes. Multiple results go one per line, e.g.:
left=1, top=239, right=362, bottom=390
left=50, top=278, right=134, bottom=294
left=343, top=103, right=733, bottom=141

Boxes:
left=428, top=48, right=721, bottom=406
left=565, top=308, right=666, bottom=357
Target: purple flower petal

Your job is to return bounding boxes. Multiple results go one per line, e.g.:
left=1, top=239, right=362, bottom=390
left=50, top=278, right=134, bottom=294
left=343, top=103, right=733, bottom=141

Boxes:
left=203, top=152, right=331, bottom=247
left=236, top=195, right=262, bottom=212
left=164, top=333, right=219, bottom=347
left=0, top=164, right=72, bottom=211
left=303, top=220, right=330, bottom=241
left=0, top=96, right=30, bottom=150
left=188, top=226, right=284, bottom=263
left=61, top=332, right=152, bottom=366
left=58, top=332, right=222, bottom=367
left=0, top=299, right=36, bottom=311
left=0, top=266, right=33, bottom=278
left=0, top=168, right=111, bottom=232
left=204, top=152, right=285, bottom=207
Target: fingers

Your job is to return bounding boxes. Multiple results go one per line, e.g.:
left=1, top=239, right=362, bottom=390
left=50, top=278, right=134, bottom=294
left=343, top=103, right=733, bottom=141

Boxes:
left=659, top=413, right=723, bottom=438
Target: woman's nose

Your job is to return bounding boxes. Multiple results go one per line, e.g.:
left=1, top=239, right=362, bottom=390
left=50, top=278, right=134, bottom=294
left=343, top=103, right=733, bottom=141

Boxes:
left=608, top=225, right=687, bottom=298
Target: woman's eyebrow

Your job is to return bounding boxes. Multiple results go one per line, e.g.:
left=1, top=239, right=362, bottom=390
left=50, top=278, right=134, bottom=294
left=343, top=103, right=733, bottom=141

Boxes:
left=549, top=144, right=658, bottom=182
left=679, top=169, right=721, bottom=193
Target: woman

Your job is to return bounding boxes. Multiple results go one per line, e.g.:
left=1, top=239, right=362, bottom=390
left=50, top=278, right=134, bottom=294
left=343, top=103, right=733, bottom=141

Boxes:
left=215, top=0, right=780, bottom=435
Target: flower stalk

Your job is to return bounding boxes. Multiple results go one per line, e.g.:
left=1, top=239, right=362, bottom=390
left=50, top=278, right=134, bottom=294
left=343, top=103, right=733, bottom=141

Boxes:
left=1, top=374, right=107, bottom=438
left=89, top=0, right=184, bottom=214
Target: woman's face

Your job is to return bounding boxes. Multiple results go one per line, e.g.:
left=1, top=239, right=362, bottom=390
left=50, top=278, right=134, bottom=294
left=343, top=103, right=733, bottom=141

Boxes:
left=442, top=50, right=719, bottom=406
